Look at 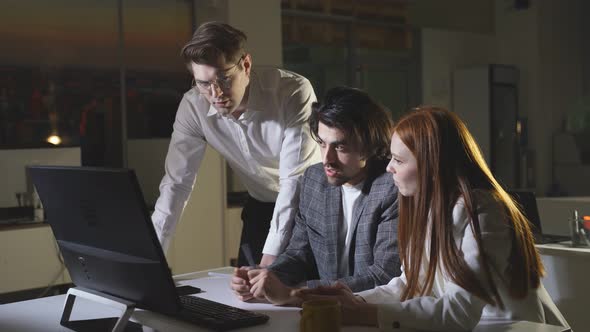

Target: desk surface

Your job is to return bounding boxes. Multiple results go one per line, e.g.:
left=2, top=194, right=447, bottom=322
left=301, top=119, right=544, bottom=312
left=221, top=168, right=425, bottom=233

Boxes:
left=536, top=241, right=590, bottom=256
left=0, top=267, right=570, bottom=332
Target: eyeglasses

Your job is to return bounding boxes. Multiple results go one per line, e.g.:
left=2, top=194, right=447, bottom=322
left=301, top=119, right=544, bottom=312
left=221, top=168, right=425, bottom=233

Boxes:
left=192, top=55, right=245, bottom=92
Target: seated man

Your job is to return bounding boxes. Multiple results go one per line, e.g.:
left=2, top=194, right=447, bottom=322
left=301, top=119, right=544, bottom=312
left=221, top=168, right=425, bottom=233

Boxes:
left=231, top=87, right=401, bottom=305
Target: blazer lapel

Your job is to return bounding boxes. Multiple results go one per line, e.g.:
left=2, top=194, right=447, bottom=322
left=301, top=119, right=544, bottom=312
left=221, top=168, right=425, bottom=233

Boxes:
left=348, top=189, right=368, bottom=271
left=350, top=191, right=368, bottom=238
left=324, top=184, right=341, bottom=279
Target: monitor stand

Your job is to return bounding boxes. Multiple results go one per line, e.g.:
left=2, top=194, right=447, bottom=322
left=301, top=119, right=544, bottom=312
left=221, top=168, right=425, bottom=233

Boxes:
left=60, top=286, right=143, bottom=332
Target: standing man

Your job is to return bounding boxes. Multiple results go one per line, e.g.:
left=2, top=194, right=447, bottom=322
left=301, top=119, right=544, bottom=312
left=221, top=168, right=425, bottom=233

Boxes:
left=231, top=87, right=401, bottom=305
left=152, top=22, right=320, bottom=267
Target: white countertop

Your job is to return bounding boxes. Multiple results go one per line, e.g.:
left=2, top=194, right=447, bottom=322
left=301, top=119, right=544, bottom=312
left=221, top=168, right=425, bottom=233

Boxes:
left=0, top=266, right=570, bottom=332
left=536, top=241, right=590, bottom=256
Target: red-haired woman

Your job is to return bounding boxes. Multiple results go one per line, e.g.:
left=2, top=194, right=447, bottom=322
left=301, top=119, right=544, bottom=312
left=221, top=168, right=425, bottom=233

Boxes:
left=298, top=107, right=568, bottom=331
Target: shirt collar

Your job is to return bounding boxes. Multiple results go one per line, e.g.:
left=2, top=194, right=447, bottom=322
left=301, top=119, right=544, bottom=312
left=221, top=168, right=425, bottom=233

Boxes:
left=206, top=103, right=218, bottom=117
left=245, top=70, right=265, bottom=112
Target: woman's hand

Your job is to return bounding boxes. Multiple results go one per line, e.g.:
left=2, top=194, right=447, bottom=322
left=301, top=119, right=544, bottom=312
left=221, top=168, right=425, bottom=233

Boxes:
left=294, top=282, right=378, bottom=326
left=296, top=282, right=363, bottom=305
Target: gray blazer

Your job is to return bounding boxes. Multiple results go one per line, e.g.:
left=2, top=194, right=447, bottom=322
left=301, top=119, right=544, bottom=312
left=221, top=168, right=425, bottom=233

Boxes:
left=269, top=161, right=401, bottom=292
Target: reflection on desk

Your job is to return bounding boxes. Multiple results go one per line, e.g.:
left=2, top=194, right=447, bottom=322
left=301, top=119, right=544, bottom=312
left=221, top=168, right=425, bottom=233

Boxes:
left=0, top=267, right=570, bottom=332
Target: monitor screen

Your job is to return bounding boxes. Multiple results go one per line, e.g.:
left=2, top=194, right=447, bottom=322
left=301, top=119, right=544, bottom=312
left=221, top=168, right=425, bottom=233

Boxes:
left=509, top=190, right=543, bottom=237
left=29, top=166, right=179, bottom=314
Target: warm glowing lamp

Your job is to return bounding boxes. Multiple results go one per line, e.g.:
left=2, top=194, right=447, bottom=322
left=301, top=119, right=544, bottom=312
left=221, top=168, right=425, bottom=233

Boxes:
left=47, top=135, right=62, bottom=145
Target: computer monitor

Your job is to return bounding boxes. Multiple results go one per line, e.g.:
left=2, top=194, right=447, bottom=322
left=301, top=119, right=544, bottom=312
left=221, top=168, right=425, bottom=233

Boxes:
left=508, top=190, right=570, bottom=244
left=29, top=166, right=180, bottom=314
left=508, top=190, right=543, bottom=237
left=29, top=165, right=270, bottom=331
left=0, top=147, right=80, bottom=208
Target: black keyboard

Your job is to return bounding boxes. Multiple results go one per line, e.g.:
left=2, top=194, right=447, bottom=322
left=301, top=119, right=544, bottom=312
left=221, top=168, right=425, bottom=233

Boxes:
left=177, top=295, right=269, bottom=331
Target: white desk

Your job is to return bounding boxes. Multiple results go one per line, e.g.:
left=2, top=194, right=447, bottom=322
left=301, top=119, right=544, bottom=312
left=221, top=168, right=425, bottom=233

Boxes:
left=537, top=242, right=590, bottom=332
left=0, top=267, right=570, bottom=332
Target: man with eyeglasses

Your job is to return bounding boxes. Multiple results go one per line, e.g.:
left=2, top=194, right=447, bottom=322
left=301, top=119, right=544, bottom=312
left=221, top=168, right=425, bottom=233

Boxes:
left=151, top=22, right=320, bottom=267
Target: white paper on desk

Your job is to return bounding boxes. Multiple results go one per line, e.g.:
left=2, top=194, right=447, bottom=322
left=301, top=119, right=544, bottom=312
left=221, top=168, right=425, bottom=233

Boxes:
left=181, top=277, right=299, bottom=312
left=207, top=271, right=232, bottom=278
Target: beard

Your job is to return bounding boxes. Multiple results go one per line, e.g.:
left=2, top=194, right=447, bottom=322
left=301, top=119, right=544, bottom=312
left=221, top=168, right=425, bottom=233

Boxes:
left=324, top=165, right=349, bottom=186
left=326, top=176, right=349, bottom=186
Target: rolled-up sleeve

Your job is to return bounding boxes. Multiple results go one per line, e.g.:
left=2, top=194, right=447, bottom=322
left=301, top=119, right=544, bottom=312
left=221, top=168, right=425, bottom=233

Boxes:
left=373, top=283, right=487, bottom=331
left=262, top=79, right=320, bottom=255
left=151, top=96, right=207, bottom=253
left=357, top=270, right=407, bottom=304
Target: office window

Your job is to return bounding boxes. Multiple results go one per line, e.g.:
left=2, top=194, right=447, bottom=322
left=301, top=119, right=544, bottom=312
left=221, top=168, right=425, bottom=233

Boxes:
left=123, top=0, right=192, bottom=139
left=282, top=17, right=349, bottom=99
left=0, top=0, right=193, bottom=166
left=0, top=0, right=120, bottom=151
left=281, top=0, right=421, bottom=118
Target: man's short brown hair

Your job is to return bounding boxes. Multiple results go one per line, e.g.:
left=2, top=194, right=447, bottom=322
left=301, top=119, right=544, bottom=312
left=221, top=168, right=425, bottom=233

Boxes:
left=181, top=21, right=247, bottom=71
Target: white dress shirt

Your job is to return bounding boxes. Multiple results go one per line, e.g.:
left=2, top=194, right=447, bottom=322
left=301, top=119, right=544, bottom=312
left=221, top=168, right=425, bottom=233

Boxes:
left=151, top=67, right=321, bottom=255
left=357, top=190, right=568, bottom=331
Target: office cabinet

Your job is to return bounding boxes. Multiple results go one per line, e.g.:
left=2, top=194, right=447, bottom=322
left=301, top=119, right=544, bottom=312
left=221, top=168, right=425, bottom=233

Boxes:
left=453, top=65, right=521, bottom=189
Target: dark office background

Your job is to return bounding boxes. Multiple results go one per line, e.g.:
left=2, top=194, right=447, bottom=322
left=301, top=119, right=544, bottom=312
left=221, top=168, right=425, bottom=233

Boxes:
left=1, top=0, right=590, bottom=193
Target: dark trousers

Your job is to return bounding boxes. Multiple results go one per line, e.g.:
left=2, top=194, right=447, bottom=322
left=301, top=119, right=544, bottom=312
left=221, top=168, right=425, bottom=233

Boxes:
left=237, top=196, right=275, bottom=267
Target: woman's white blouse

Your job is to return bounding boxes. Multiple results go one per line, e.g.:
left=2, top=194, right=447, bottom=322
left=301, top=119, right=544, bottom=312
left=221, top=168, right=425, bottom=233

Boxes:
left=357, top=190, right=566, bottom=331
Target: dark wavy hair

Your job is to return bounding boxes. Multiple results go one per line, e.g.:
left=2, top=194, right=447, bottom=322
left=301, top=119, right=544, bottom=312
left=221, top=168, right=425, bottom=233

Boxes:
left=309, top=87, right=393, bottom=163
left=181, top=21, right=247, bottom=71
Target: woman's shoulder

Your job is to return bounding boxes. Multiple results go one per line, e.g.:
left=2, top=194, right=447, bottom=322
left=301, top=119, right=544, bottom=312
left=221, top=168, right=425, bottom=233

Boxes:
left=452, top=189, right=507, bottom=228
left=453, top=189, right=500, bottom=210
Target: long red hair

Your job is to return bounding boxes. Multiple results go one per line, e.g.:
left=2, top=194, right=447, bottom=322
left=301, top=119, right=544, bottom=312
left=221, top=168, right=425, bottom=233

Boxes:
left=394, top=107, right=543, bottom=308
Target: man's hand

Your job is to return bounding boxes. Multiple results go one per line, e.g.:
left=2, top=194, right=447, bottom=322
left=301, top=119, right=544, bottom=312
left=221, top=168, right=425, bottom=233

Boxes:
left=259, top=254, right=276, bottom=267
left=230, top=266, right=256, bottom=301
left=248, top=269, right=299, bottom=306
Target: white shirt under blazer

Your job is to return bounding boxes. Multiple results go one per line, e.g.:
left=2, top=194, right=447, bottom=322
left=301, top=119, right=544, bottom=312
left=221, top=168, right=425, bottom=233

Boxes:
left=357, top=190, right=569, bottom=331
